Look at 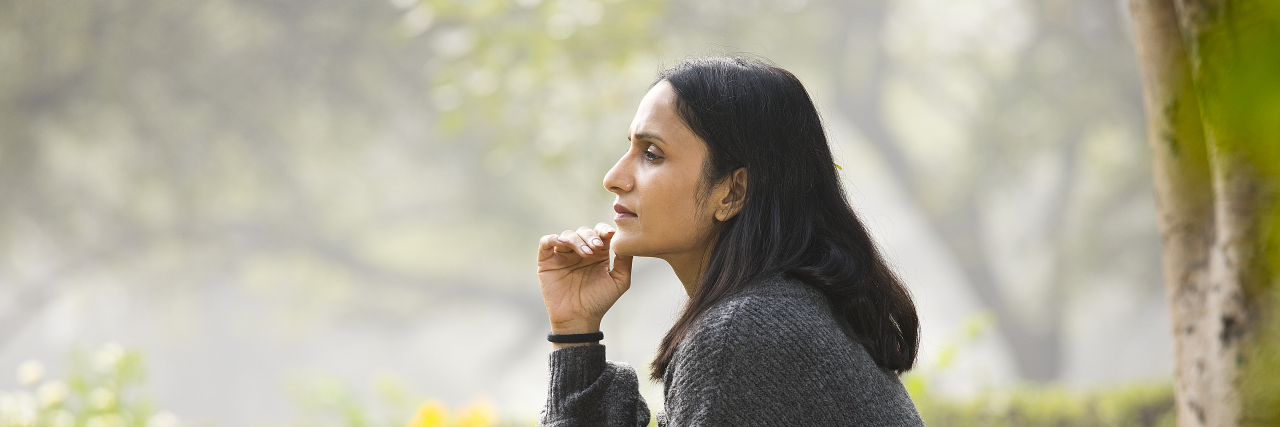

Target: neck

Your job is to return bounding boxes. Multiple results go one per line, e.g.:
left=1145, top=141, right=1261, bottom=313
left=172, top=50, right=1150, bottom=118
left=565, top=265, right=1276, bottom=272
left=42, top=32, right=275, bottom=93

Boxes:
left=662, top=245, right=715, bottom=297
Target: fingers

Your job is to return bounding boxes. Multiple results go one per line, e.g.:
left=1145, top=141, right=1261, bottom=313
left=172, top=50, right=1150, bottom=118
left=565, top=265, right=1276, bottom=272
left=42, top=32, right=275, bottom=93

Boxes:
left=558, top=229, right=590, bottom=256
left=539, top=231, right=581, bottom=254
left=538, top=233, right=570, bottom=261
left=558, top=227, right=599, bottom=257
left=577, top=226, right=610, bottom=253
left=571, top=225, right=612, bottom=256
left=538, top=224, right=616, bottom=261
left=594, top=222, right=616, bottom=244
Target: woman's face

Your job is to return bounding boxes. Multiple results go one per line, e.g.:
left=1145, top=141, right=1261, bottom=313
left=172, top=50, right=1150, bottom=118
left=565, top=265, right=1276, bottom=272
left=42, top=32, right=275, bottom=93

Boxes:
left=604, top=81, right=718, bottom=260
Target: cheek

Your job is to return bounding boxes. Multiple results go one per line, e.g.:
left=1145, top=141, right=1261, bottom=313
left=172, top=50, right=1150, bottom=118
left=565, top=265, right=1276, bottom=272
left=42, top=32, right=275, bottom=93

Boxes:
left=663, top=172, right=712, bottom=226
left=648, top=174, right=700, bottom=227
left=619, top=171, right=710, bottom=254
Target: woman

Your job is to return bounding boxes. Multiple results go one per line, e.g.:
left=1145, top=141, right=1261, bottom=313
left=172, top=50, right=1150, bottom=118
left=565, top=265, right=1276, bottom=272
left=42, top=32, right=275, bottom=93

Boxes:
left=536, top=57, right=923, bottom=426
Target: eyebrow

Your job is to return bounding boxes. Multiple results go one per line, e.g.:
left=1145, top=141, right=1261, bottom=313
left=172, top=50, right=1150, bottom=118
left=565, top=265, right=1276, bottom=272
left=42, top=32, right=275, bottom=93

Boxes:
left=628, top=132, right=666, bottom=145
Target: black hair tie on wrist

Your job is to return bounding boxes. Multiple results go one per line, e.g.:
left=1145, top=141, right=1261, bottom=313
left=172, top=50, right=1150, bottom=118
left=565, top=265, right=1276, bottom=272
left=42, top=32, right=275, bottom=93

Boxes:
left=547, top=331, right=604, bottom=343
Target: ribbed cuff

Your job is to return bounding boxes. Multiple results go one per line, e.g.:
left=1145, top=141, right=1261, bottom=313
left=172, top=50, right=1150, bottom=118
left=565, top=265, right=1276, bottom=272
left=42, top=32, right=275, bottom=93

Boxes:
left=545, top=344, right=607, bottom=415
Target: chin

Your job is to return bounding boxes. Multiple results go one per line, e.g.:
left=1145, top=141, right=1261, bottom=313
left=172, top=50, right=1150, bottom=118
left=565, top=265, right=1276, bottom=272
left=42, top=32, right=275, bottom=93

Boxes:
left=610, top=232, right=640, bottom=256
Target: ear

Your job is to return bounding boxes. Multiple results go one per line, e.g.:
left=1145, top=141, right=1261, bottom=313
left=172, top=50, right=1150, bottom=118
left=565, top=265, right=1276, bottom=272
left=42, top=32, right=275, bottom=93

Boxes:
left=711, top=167, right=748, bottom=222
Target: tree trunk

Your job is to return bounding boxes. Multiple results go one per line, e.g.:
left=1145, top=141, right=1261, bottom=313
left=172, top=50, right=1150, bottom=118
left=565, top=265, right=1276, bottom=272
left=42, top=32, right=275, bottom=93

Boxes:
left=1129, top=0, right=1280, bottom=425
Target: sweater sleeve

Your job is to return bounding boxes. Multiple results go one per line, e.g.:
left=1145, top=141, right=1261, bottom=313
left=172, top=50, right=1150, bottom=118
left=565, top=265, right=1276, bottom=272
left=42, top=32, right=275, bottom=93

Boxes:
left=539, top=345, right=652, bottom=427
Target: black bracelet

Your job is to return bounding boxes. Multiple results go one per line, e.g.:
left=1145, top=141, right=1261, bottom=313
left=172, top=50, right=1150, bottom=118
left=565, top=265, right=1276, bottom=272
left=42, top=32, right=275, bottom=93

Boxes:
left=547, top=331, right=604, bottom=343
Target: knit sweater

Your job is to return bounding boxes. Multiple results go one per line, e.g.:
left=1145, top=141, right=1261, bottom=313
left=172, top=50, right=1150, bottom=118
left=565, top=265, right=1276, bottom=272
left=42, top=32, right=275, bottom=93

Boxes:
left=539, top=275, right=924, bottom=426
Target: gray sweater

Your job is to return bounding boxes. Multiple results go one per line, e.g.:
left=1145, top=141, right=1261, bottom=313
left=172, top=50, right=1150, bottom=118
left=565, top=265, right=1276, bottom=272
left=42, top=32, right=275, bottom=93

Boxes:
left=540, top=275, right=925, bottom=426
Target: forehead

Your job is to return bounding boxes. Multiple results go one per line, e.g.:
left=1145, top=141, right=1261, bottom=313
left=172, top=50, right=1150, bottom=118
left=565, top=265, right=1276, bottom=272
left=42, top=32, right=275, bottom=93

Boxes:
left=629, top=81, right=686, bottom=139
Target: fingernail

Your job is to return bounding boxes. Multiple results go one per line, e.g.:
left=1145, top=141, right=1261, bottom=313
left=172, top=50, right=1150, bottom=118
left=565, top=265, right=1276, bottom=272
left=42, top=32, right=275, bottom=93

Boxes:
left=592, top=238, right=604, bottom=247
left=556, top=236, right=567, bottom=242
left=605, top=227, right=615, bottom=233
left=581, top=245, right=593, bottom=255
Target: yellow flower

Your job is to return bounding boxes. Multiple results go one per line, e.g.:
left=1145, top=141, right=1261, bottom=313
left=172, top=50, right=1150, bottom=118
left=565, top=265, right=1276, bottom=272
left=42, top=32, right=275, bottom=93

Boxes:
left=407, top=400, right=449, bottom=427
left=456, top=398, right=499, bottom=427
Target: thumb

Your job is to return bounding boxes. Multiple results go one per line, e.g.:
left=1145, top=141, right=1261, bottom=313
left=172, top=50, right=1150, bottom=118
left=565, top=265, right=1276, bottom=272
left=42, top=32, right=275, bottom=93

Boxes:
left=610, top=253, right=633, bottom=284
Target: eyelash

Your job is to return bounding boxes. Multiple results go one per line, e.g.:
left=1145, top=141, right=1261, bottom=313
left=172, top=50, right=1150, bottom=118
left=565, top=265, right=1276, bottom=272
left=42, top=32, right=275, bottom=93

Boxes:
left=626, top=138, right=663, bottom=162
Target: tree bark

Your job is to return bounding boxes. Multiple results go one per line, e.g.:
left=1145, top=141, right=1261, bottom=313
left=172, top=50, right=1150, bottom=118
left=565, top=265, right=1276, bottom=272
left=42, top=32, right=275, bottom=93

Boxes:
left=1130, top=0, right=1215, bottom=424
left=1130, top=0, right=1280, bottom=425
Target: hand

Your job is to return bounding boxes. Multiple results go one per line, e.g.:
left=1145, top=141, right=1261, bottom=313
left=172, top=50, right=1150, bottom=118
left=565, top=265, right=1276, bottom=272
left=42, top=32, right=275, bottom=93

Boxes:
left=537, top=223, right=633, bottom=340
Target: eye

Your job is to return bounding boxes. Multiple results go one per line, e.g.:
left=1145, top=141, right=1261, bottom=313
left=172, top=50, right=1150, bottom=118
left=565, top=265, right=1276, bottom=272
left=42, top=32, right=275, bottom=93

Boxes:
left=643, top=144, right=663, bottom=162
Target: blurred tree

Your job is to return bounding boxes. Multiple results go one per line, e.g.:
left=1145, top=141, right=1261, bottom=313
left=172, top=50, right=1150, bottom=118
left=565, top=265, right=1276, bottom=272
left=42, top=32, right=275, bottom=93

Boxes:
left=860, top=0, right=1155, bottom=382
left=1, top=0, right=1164, bottom=388
left=1129, top=0, right=1280, bottom=425
left=0, top=0, right=665, bottom=350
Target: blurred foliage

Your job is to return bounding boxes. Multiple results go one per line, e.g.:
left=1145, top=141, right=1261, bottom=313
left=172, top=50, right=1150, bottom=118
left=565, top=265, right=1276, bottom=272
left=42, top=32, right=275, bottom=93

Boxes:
left=1, top=345, right=522, bottom=427
left=287, top=374, right=511, bottom=427
left=912, top=382, right=1174, bottom=427
left=0, top=343, right=176, bottom=427
left=3, top=342, right=1177, bottom=427
left=906, top=313, right=1174, bottom=426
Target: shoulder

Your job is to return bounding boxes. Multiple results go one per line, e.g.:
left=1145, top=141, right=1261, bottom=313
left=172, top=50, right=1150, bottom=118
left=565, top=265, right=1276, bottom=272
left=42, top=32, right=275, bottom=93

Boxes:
left=665, top=275, right=923, bottom=425
left=690, top=274, right=843, bottom=347
left=677, top=274, right=876, bottom=378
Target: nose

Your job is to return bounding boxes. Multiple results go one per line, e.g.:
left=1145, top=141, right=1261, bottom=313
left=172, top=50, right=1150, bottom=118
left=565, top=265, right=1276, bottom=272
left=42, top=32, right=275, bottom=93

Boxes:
left=603, top=152, right=633, bottom=194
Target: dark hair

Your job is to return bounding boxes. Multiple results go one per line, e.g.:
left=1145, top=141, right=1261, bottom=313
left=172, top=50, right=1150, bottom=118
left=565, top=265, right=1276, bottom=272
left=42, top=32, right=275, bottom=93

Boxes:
left=649, top=57, right=920, bottom=381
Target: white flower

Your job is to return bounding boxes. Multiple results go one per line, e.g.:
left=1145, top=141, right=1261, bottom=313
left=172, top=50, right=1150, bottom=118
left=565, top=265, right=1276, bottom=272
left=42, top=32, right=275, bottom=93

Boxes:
left=37, top=381, right=70, bottom=407
left=147, top=412, right=180, bottom=427
left=0, top=391, right=37, bottom=427
left=16, top=360, right=44, bottom=386
left=0, top=393, right=14, bottom=423
left=399, top=4, right=434, bottom=36
left=93, top=343, right=125, bottom=373
left=50, top=410, right=76, bottom=427
left=89, top=387, right=116, bottom=410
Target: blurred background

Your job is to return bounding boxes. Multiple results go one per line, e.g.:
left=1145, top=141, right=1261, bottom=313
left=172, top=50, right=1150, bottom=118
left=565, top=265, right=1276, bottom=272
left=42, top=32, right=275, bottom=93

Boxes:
left=0, top=0, right=1173, bottom=425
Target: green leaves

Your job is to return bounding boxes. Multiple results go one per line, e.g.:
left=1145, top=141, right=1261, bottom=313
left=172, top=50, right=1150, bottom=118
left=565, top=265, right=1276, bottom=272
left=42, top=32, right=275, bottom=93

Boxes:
left=0, top=344, right=166, bottom=427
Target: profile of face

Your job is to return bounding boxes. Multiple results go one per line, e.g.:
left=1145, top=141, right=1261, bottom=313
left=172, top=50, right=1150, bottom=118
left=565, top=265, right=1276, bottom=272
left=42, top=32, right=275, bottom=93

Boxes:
left=603, top=81, right=723, bottom=262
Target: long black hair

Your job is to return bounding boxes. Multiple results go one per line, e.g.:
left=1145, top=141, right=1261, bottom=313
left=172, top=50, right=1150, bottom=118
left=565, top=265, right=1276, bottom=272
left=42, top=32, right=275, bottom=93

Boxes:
left=650, top=57, right=920, bottom=381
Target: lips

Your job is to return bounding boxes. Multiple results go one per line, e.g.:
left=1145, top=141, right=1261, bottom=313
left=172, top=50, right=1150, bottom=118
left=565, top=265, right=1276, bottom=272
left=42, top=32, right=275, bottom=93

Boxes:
left=613, top=203, right=637, bottom=219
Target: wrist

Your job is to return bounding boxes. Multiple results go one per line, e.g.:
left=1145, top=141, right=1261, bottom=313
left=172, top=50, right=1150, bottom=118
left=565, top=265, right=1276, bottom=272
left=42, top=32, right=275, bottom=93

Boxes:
left=548, top=322, right=602, bottom=349
left=550, top=319, right=601, bottom=335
